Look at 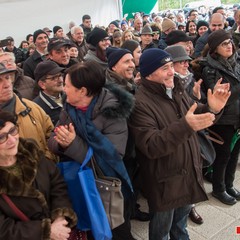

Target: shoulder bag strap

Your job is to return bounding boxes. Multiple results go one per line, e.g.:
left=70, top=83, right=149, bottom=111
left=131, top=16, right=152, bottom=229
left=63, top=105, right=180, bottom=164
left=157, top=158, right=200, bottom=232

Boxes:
left=1, top=193, right=29, bottom=222
left=206, top=128, right=224, bottom=145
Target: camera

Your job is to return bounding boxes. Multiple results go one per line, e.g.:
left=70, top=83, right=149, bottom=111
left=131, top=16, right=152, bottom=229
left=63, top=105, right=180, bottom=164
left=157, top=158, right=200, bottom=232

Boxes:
left=0, top=39, right=11, bottom=48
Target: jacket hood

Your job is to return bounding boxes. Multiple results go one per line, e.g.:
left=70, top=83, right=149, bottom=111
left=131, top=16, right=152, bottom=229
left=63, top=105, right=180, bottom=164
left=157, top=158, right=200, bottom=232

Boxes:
left=105, top=68, right=136, bottom=94
left=94, top=83, right=134, bottom=119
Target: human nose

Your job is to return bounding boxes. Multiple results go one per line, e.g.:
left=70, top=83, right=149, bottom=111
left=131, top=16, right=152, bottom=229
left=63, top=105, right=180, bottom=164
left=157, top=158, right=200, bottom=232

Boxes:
left=130, top=60, right=135, bottom=68
left=3, top=76, right=14, bottom=86
left=5, top=133, right=17, bottom=144
left=167, top=68, right=174, bottom=76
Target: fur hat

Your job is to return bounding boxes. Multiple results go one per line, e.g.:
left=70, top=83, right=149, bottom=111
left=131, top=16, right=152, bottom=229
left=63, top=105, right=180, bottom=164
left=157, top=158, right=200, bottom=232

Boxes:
left=106, top=47, right=131, bottom=70
left=86, top=27, right=109, bottom=47
left=33, top=29, right=48, bottom=43
left=140, top=48, right=172, bottom=77
left=161, top=18, right=176, bottom=32
left=208, top=29, right=231, bottom=54
left=53, top=26, right=63, bottom=34
left=165, top=45, right=192, bottom=62
left=121, top=40, right=140, bottom=54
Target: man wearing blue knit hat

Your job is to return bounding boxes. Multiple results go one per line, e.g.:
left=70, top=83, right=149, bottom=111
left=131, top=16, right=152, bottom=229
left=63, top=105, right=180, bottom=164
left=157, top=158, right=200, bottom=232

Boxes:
left=106, top=47, right=136, bottom=93
left=128, top=48, right=231, bottom=240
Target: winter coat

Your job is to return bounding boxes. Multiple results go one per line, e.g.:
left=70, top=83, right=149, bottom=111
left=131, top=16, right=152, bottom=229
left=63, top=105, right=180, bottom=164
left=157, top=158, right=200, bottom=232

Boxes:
left=140, top=41, right=158, bottom=52
left=12, top=94, right=57, bottom=162
left=5, top=46, right=25, bottom=64
left=0, top=138, right=77, bottom=240
left=84, top=49, right=108, bottom=71
left=69, top=38, right=89, bottom=62
left=48, top=84, right=134, bottom=163
left=193, top=29, right=211, bottom=58
left=202, top=53, right=240, bottom=128
left=229, top=27, right=240, bottom=50
left=14, top=67, right=37, bottom=100
left=23, top=50, right=43, bottom=79
left=80, top=24, right=92, bottom=37
left=158, top=32, right=168, bottom=50
left=128, top=77, right=209, bottom=212
left=105, top=68, right=136, bottom=94
left=33, top=91, right=63, bottom=126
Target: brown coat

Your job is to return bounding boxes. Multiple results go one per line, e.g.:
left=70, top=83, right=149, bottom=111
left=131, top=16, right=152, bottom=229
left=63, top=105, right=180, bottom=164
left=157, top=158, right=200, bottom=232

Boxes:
left=14, top=94, right=57, bottom=162
left=0, top=138, right=77, bottom=240
left=14, top=67, right=37, bottom=100
left=129, top=77, right=208, bottom=212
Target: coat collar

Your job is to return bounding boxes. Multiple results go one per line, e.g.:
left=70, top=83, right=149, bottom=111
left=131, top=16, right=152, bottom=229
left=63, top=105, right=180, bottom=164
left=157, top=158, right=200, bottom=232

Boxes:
left=0, top=138, right=47, bottom=207
left=39, top=91, right=63, bottom=109
left=141, top=76, right=184, bottom=98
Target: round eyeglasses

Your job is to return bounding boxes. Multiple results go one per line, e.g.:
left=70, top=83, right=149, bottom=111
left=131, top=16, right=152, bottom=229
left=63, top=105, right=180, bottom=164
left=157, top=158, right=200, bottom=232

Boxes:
left=0, top=125, right=19, bottom=144
left=220, top=40, right=233, bottom=48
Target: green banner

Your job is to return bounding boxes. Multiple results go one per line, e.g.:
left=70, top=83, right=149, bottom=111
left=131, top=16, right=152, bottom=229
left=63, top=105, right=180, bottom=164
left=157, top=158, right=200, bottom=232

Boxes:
left=122, top=0, right=157, bottom=19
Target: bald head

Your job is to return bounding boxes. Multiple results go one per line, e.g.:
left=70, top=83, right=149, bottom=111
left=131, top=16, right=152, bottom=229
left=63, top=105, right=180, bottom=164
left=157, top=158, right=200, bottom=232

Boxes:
left=134, top=18, right=143, bottom=32
left=209, top=13, right=224, bottom=32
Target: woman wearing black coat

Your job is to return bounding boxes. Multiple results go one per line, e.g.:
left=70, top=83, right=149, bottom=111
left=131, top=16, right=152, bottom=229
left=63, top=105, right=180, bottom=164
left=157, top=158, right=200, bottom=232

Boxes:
left=202, top=29, right=240, bottom=205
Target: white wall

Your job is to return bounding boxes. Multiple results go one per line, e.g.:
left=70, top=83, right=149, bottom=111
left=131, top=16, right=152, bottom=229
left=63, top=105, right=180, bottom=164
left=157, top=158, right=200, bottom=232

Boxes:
left=0, top=0, right=121, bottom=46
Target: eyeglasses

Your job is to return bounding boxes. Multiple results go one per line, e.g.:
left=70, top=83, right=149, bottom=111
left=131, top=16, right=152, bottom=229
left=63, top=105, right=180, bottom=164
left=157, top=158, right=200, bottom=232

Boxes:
left=0, top=125, right=18, bottom=144
left=1, top=59, right=15, bottom=65
left=220, top=40, right=233, bottom=48
left=179, top=60, right=189, bottom=65
left=0, top=73, right=15, bottom=82
left=45, top=73, right=63, bottom=81
left=101, top=38, right=110, bottom=42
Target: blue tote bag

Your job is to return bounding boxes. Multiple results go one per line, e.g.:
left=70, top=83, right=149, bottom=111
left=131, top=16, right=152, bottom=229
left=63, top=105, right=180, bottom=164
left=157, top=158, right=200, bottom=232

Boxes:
left=58, top=147, right=112, bottom=240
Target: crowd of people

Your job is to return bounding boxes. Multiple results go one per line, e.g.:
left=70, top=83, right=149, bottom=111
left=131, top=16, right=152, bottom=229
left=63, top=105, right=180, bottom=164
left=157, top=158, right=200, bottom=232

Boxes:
left=0, top=4, right=239, bottom=240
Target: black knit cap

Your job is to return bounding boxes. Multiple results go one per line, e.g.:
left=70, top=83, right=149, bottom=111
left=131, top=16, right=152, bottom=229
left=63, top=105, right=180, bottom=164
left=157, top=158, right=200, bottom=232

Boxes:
left=166, top=30, right=193, bottom=46
left=53, top=26, right=63, bottom=34
left=196, top=20, right=209, bottom=32
left=106, top=47, right=132, bottom=70
left=208, top=29, right=231, bottom=53
left=86, top=27, right=109, bottom=47
left=33, top=29, right=48, bottom=43
left=109, top=21, right=119, bottom=28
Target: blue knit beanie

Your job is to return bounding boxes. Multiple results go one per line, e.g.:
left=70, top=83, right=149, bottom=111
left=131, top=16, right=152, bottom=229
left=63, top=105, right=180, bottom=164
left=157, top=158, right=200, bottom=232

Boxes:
left=140, top=49, right=172, bottom=77
left=106, top=47, right=132, bottom=69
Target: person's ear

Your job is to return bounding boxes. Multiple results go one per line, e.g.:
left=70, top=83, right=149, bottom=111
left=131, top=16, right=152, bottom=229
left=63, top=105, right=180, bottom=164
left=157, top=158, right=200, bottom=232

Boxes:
left=38, top=80, right=46, bottom=90
left=79, top=86, right=88, bottom=96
